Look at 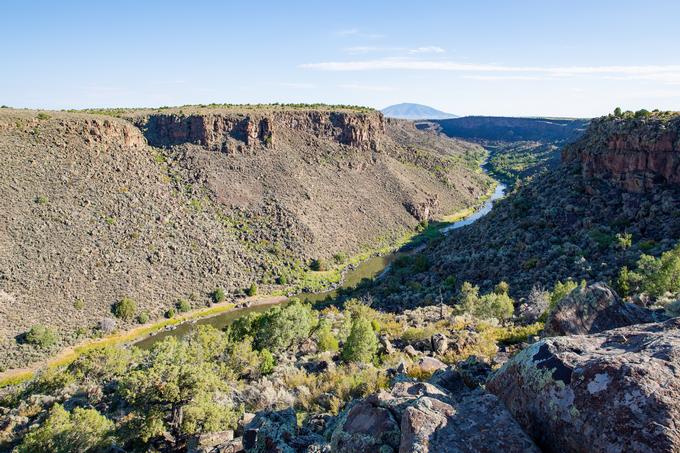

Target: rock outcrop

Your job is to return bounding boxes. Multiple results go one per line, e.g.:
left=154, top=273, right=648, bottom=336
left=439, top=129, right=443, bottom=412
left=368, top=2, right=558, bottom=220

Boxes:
left=330, top=381, right=539, bottom=452
left=487, top=318, right=680, bottom=452
left=563, top=114, right=680, bottom=192
left=544, top=282, right=660, bottom=336
left=129, top=108, right=385, bottom=152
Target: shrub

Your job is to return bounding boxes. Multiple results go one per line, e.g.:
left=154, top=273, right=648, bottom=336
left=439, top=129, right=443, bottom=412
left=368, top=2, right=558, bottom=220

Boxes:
left=635, top=109, right=651, bottom=118
left=259, top=349, right=275, bottom=375
left=177, top=299, right=191, bottom=313
left=277, top=275, right=289, bottom=285
left=316, top=320, right=339, bottom=352
left=613, top=107, right=622, bottom=117
left=34, top=195, right=49, bottom=204
left=624, top=244, right=680, bottom=298
left=253, top=301, right=317, bottom=353
left=36, top=112, right=51, bottom=120
left=341, top=316, right=378, bottom=364
left=112, top=297, right=136, bottom=321
left=17, top=404, right=114, bottom=453
left=165, top=308, right=177, bottom=319
left=616, top=232, right=632, bottom=250
left=212, top=288, right=226, bottom=303
left=413, top=255, right=430, bottom=272
left=246, top=283, right=258, bottom=297
left=310, top=258, right=327, bottom=272
left=333, top=252, right=348, bottom=265
left=97, top=318, right=117, bottom=333
left=456, top=282, right=514, bottom=321
left=25, top=325, right=58, bottom=348
left=494, top=281, right=510, bottom=295
left=137, top=311, right=150, bottom=324
left=549, top=279, right=578, bottom=310
left=73, top=299, right=84, bottom=310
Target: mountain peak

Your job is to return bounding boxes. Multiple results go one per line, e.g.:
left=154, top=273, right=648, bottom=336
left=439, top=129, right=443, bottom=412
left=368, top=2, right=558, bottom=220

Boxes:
left=381, top=103, right=458, bottom=120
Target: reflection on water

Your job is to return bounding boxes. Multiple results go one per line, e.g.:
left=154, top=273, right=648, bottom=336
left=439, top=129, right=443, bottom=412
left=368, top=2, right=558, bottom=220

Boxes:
left=135, top=180, right=506, bottom=349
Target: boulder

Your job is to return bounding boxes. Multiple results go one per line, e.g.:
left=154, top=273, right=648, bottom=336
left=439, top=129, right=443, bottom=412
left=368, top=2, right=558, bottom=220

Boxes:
left=331, top=380, right=539, bottom=452
left=399, top=389, right=540, bottom=453
left=487, top=318, right=680, bottom=452
left=430, top=333, right=448, bottom=355
left=330, top=398, right=401, bottom=452
left=544, top=282, right=658, bottom=336
left=415, top=357, right=447, bottom=374
left=243, top=408, right=296, bottom=453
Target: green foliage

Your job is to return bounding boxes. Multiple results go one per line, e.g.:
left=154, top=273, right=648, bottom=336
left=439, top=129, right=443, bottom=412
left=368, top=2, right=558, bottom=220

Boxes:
left=316, top=320, right=339, bottom=352
left=494, top=281, right=510, bottom=295
left=17, top=404, right=113, bottom=453
left=230, top=300, right=316, bottom=353
left=212, top=288, right=226, bottom=303
left=549, top=279, right=578, bottom=311
left=177, top=299, right=191, bottom=313
left=24, top=325, right=58, bottom=348
left=623, top=244, right=680, bottom=298
left=68, top=346, right=136, bottom=383
left=119, top=335, right=239, bottom=444
left=635, top=108, right=651, bottom=118
left=589, top=228, right=615, bottom=248
left=36, top=112, right=51, bottom=120
left=456, top=282, right=514, bottom=321
left=310, top=258, right=328, bottom=272
left=246, top=283, right=258, bottom=297
left=333, top=252, right=348, bottom=265
left=616, top=232, right=632, bottom=250
left=34, top=195, right=49, bottom=204
left=614, top=107, right=622, bottom=117
left=341, top=316, right=378, bottom=364
left=165, top=307, right=176, bottom=319
left=259, top=349, right=275, bottom=375
left=112, top=297, right=136, bottom=321
left=137, top=311, right=150, bottom=324
left=616, top=266, right=631, bottom=297
left=73, top=299, right=84, bottom=310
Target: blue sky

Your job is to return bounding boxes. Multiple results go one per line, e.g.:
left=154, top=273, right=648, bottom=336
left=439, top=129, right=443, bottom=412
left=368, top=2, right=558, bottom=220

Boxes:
left=2, top=0, right=680, bottom=117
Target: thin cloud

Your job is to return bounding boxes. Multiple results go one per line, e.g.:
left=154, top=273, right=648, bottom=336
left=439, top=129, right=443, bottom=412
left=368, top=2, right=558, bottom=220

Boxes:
left=463, top=75, right=547, bottom=81
left=408, top=46, right=445, bottom=54
left=300, top=59, right=680, bottom=84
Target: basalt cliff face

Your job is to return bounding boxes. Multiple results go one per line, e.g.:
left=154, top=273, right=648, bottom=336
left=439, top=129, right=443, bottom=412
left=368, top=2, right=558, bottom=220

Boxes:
left=562, top=115, right=680, bottom=193
left=0, top=107, right=490, bottom=370
left=128, top=109, right=385, bottom=152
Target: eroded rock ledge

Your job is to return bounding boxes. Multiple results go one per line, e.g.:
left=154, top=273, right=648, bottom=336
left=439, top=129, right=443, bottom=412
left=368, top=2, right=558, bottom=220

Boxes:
left=562, top=114, right=680, bottom=192
left=128, top=110, right=385, bottom=152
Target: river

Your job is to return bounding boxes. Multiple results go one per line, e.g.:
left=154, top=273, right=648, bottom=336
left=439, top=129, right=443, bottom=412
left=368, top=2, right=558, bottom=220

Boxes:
left=134, top=177, right=507, bottom=349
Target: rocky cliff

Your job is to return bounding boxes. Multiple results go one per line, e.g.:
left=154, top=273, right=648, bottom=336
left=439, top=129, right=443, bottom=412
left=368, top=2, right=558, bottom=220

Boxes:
left=562, top=113, right=680, bottom=192
left=127, top=108, right=385, bottom=152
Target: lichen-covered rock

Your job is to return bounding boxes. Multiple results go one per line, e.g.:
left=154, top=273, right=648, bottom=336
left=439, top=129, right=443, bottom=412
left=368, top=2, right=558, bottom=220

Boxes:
left=544, top=282, right=659, bottom=336
left=243, top=408, right=297, bottom=453
left=330, top=397, right=401, bottom=452
left=399, top=389, right=540, bottom=453
left=331, top=380, right=538, bottom=452
left=487, top=318, right=680, bottom=452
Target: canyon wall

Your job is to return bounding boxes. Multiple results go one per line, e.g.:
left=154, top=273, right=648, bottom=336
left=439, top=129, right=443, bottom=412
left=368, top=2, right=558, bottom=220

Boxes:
left=562, top=114, right=680, bottom=192
left=128, top=109, right=385, bottom=152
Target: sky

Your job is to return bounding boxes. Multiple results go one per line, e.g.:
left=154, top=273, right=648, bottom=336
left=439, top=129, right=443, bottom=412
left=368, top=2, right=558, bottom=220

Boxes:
left=2, top=0, right=680, bottom=117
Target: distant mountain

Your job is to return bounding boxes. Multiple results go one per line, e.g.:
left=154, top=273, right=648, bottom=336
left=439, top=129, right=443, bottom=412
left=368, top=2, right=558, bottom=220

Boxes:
left=381, top=103, right=458, bottom=120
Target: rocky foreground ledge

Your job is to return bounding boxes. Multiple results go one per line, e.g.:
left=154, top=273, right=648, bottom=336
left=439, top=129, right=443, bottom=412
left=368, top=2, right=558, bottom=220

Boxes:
left=226, top=285, right=680, bottom=453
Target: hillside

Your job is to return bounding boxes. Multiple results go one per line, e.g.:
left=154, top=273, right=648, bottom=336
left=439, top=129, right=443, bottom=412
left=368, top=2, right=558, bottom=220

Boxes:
left=0, top=106, right=491, bottom=370
left=382, top=103, right=458, bottom=120
left=367, top=112, right=680, bottom=310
